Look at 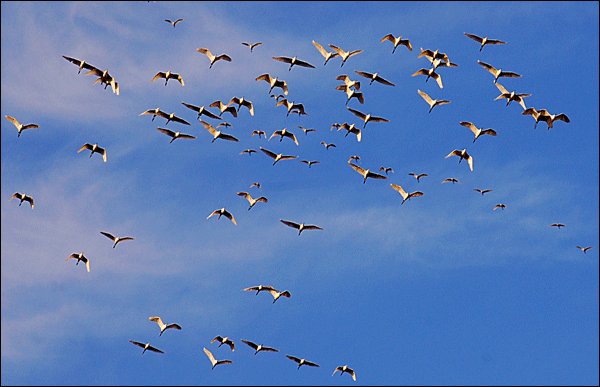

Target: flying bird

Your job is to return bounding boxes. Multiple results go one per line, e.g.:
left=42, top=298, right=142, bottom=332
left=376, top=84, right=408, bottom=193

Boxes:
left=348, top=162, right=388, bottom=184
left=203, top=348, right=233, bottom=369
left=151, top=70, right=184, bottom=86
left=272, top=55, right=315, bottom=71
left=328, top=44, right=363, bottom=67
left=228, top=97, right=254, bottom=116
left=165, top=18, right=183, bottom=27
left=576, top=246, right=594, bottom=254
left=211, top=336, right=235, bottom=351
left=286, top=355, right=320, bottom=369
left=241, top=340, right=280, bottom=355
left=259, top=147, right=298, bottom=166
left=200, top=120, right=239, bottom=143
left=379, top=167, right=394, bottom=175
left=139, top=107, right=163, bottom=122
left=62, top=55, right=98, bottom=74
left=298, top=126, right=317, bottom=135
left=312, top=40, right=340, bottom=65
left=474, top=189, right=493, bottom=196
left=240, top=149, right=257, bottom=156
left=130, top=340, right=164, bottom=354
left=418, top=48, right=450, bottom=63
left=280, top=219, right=323, bottom=235
left=354, top=70, right=395, bottom=86
left=464, top=32, right=506, bottom=51
left=333, top=365, right=357, bottom=381
left=9, top=192, right=34, bottom=209
left=157, top=127, right=196, bottom=143
left=149, top=316, right=182, bottom=336
left=336, top=74, right=361, bottom=90
left=197, top=48, right=232, bottom=68
left=301, top=160, right=321, bottom=168
left=251, top=130, right=266, bottom=138
left=320, top=141, right=337, bottom=150
left=549, top=223, right=566, bottom=229
left=156, top=111, right=191, bottom=126
left=269, top=127, right=299, bottom=145
left=5, top=115, right=39, bottom=137
left=181, top=102, right=222, bottom=120
left=250, top=182, right=261, bottom=189
left=347, top=107, right=389, bottom=129
left=460, top=121, right=497, bottom=143
left=209, top=100, right=237, bottom=118
left=78, top=143, right=107, bottom=162
left=412, top=67, right=444, bottom=88
left=243, top=284, right=276, bottom=295
left=349, top=155, right=361, bottom=163
left=417, top=90, right=450, bottom=113
left=533, top=109, right=571, bottom=130
left=66, top=252, right=90, bottom=272
left=100, top=231, right=134, bottom=248
left=442, top=178, right=461, bottom=184
left=493, top=204, right=507, bottom=210
left=390, top=184, right=424, bottom=205
left=275, top=99, right=306, bottom=116
left=237, top=192, right=268, bottom=210
left=409, top=172, right=428, bottom=182
left=494, top=83, right=530, bottom=109
left=337, top=123, right=362, bottom=142
left=207, top=208, right=237, bottom=225
left=445, top=149, right=473, bottom=171
left=255, top=73, right=288, bottom=95
left=381, top=33, right=412, bottom=53
left=478, top=60, right=521, bottom=83
left=267, top=289, right=291, bottom=303
left=242, top=42, right=262, bottom=52
left=335, top=84, right=364, bottom=105
left=85, top=68, right=120, bottom=95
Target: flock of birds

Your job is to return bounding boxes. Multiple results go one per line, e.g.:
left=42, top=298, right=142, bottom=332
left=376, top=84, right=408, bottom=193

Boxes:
left=5, top=13, right=594, bottom=383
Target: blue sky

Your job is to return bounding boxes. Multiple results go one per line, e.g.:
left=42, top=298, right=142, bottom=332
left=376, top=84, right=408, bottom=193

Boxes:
left=1, top=1, right=598, bottom=385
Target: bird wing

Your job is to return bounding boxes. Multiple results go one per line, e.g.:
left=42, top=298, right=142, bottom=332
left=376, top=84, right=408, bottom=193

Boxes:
left=170, top=116, right=191, bottom=125
left=203, top=348, right=217, bottom=365
left=347, top=107, right=366, bottom=120
left=261, top=346, right=280, bottom=352
left=171, top=73, right=184, bottom=85
left=445, top=150, right=461, bottom=158
left=130, top=340, right=146, bottom=349
left=279, top=155, right=298, bottom=161
left=280, top=290, right=291, bottom=298
left=431, top=72, right=443, bottom=88
left=368, top=116, right=389, bottom=123
left=242, top=286, right=260, bottom=292
left=157, top=127, right=176, bottom=137
left=464, top=32, right=483, bottom=43
left=272, top=56, right=293, bottom=64
left=215, top=54, right=232, bottom=62
left=412, top=68, right=429, bottom=77
left=286, top=355, right=301, bottom=363
left=353, top=70, right=373, bottom=80
left=495, top=82, right=509, bottom=95
left=304, top=360, right=320, bottom=367
left=477, top=60, right=496, bottom=74
left=328, top=44, right=345, bottom=55
left=217, top=133, right=239, bottom=142
left=280, top=219, right=301, bottom=229
left=178, top=134, right=196, bottom=140
left=237, top=192, right=253, bottom=203
left=100, top=231, right=116, bottom=241
left=269, top=130, right=283, bottom=141
left=348, top=162, right=366, bottom=175
left=466, top=154, right=474, bottom=171
left=151, top=72, right=166, bottom=82
left=241, top=339, right=258, bottom=350
left=481, top=129, right=497, bottom=137
left=255, top=73, right=271, bottom=83
left=197, top=48, right=212, bottom=58
left=555, top=113, right=570, bottom=123
left=260, top=147, right=278, bottom=159
left=149, top=316, right=164, bottom=327
left=84, top=258, right=90, bottom=272
left=410, top=191, right=424, bottom=198
left=312, top=40, right=328, bottom=57
left=418, top=90, right=433, bottom=105
left=375, top=75, right=395, bottom=86
left=222, top=210, right=237, bottom=225
left=285, top=131, right=299, bottom=145
left=174, top=18, right=183, bottom=24
left=381, top=33, right=395, bottom=43
left=5, top=115, right=21, bottom=128
left=460, top=122, right=479, bottom=135
left=77, top=143, right=93, bottom=153
left=348, top=50, right=363, bottom=57
left=200, top=120, right=217, bottom=136
left=206, top=210, right=220, bottom=220
left=486, top=38, right=506, bottom=45
left=303, top=225, right=323, bottom=231
left=294, top=58, right=315, bottom=68
left=500, top=71, right=521, bottom=78
left=166, top=323, right=182, bottom=330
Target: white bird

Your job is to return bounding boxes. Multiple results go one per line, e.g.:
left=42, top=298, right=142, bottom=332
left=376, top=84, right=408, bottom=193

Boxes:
left=259, top=147, right=298, bottom=166
left=242, top=42, right=262, bottom=52
left=381, top=33, right=412, bottom=54
left=380, top=167, right=394, bottom=175
left=426, top=56, right=459, bottom=70
left=535, top=109, right=570, bottom=130
left=460, top=121, right=497, bottom=143
left=464, top=32, right=506, bottom=51
left=156, top=111, right=191, bottom=126
left=349, top=155, right=361, bottom=163
left=250, top=182, right=261, bottom=189
left=9, top=192, right=34, bottom=209
left=255, top=73, right=288, bottom=95
left=280, top=219, right=323, bottom=235
left=418, top=90, right=450, bottom=113
left=275, top=98, right=306, bottom=117
left=269, top=127, right=299, bottom=145
left=335, top=84, right=365, bottom=105
left=165, top=18, right=183, bottom=27
left=78, top=143, right=107, bottom=162
left=181, top=102, right=222, bottom=120
left=268, top=289, right=291, bottom=304
left=328, top=44, right=363, bottom=67
left=493, top=204, right=507, bottom=210
left=139, top=107, right=163, bottom=122
left=197, top=48, right=232, bottom=68
left=149, top=316, right=182, bottom=336
left=418, top=48, right=450, bottom=63
left=130, top=340, right=164, bottom=354
left=312, top=40, right=340, bottom=65
left=5, top=115, right=39, bottom=137
left=62, top=55, right=98, bottom=74
left=85, top=68, right=120, bottom=95
left=549, top=223, right=566, bottom=229
left=242, top=284, right=276, bottom=295
left=100, top=231, right=134, bottom=248
left=348, top=162, right=388, bottom=184
left=237, top=192, right=268, bottom=210
left=301, top=160, right=321, bottom=168
left=474, top=189, right=493, bottom=196
left=200, top=120, right=239, bottom=143
left=408, top=172, right=428, bottom=182
left=151, top=70, right=184, bottom=86
left=203, top=348, right=233, bottom=369
left=320, top=141, right=337, bottom=150
left=157, top=127, right=196, bottom=143
left=209, top=100, right=237, bottom=118
left=412, top=67, right=444, bottom=88
left=576, top=246, right=594, bottom=254
left=298, top=126, right=317, bottom=135
left=251, top=130, right=266, bottom=138
left=347, top=107, right=389, bottom=129
left=445, top=149, right=473, bottom=171
left=442, top=178, right=461, bottom=184
left=336, top=74, right=361, bottom=90
left=241, top=340, right=280, bottom=355
left=390, top=184, right=424, bottom=205
left=228, top=97, right=254, bottom=116
left=354, top=70, right=395, bottom=86
left=66, top=252, right=90, bottom=272
left=207, top=208, right=237, bottom=225
left=337, top=122, right=362, bottom=142
left=286, top=355, right=320, bottom=369
left=494, top=83, right=530, bottom=110
left=478, top=60, right=521, bottom=83
left=211, top=336, right=235, bottom=351
left=272, top=55, right=315, bottom=71
left=333, top=365, right=357, bottom=381
left=240, top=149, right=257, bottom=156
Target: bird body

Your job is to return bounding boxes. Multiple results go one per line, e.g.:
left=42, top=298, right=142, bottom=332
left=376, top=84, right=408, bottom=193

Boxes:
left=152, top=70, right=184, bottom=86
left=78, top=143, right=107, bottom=162
left=66, top=252, right=90, bottom=272
left=381, top=33, right=412, bottom=53
left=9, top=192, right=34, bottom=209
left=237, top=192, right=268, bottom=210
left=149, top=316, right=182, bottom=336
left=197, top=48, right=232, bottom=68
left=286, top=355, right=320, bottom=369
left=272, top=55, right=315, bottom=71
left=255, top=73, right=288, bottom=95
left=5, top=115, right=39, bottom=137
left=203, top=347, right=233, bottom=369
left=207, top=208, right=237, bottom=225
left=418, top=90, right=450, bottom=113
left=478, top=60, right=521, bottom=83
left=241, top=340, right=280, bottom=355
left=211, top=336, right=235, bottom=351
left=333, top=365, right=357, bottom=381
left=347, top=107, right=389, bottom=128
left=390, top=184, right=424, bottom=205
left=460, top=121, right=497, bottom=143
left=348, top=162, right=388, bottom=184
left=312, top=40, right=340, bottom=65
left=157, top=127, right=196, bottom=143
left=100, top=231, right=134, bottom=248
left=259, top=147, right=298, bottom=166
left=280, top=219, right=323, bottom=235
left=328, top=44, right=362, bottom=67
left=130, top=340, right=164, bottom=354
left=446, top=149, right=473, bottom=171
left=200, top=120, right=239, bottom=143
left=464, top=33, right=506, bottom=51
